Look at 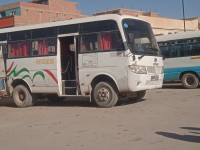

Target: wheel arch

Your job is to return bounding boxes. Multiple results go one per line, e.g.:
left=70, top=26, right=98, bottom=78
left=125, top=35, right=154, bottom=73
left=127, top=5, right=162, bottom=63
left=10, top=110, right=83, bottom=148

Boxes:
left=90, top=74, right=119, bottom=93
left=10, top=79, right=31, bottom=94
left=179, top=71, right=200, bottom=81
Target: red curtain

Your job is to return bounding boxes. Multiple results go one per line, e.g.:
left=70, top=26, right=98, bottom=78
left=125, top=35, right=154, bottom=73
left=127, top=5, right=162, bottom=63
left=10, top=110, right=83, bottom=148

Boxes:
left=22, top=41, right=29, bottom=56
left=11, top=43, right=19, bottom=57
left=38, top=40, right=43, bottom=55
left=10, top=42, right=30, bottom=57
left=100, top=33, right=112, bottom=50
left=19, top=43, right=23, bottom=56
left=20, top=42, right=29, bottom=57
left=44, top=40, right=49, bottom=55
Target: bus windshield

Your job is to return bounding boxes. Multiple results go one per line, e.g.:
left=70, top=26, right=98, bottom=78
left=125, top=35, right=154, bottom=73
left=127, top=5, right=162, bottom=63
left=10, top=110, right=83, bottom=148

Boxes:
left=123, top=19, right=160, bottom=56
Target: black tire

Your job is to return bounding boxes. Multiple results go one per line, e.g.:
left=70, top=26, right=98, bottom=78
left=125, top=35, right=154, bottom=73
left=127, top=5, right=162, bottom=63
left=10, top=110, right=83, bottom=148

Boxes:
left=128, top=90, right=146, bottom=101
left=181, top=73, right=199, bottom=89
left=13, top=85, right=34, bottom=108
left=92, top=82, right=118, bottom=108
left=46, top=94, right=64, bottom=103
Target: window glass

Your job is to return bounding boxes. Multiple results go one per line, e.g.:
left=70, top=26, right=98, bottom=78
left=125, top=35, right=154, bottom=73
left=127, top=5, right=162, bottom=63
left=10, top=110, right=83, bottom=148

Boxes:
left=81, top=34, right=98, bottom=52
left=160, top=46, right=170, bottom=58
left=58, top=24, right=79, bottom=35
left=100, top=32, right=124, bottom=51
left=8, top=41, right=30, bottom=58
left=123, top=19, right=159, bottom=56
left=9, top=30, right=31, bottom=41
left=32, top=27, right=57, bottom=39
left=80, top=20, right=118, bottom=34
left=32, top=38, right=56, bottom=56
left=0, top=33, right=7, bottom=41
left=171, top=45, right=182, bottom=57
left=185, top=43, right=200, bottom=56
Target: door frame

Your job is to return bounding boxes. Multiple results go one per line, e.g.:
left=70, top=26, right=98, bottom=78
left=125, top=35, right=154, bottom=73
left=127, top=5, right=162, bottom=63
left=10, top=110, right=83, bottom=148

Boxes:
left=0, top=41, right=7, bottom=78
left=57, top=33, right=80, bottom=95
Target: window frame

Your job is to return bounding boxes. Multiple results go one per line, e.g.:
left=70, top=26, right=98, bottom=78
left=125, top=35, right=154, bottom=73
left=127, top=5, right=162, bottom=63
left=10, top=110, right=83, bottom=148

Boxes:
left=79, top=30, right=125, bottom=53
left=8, top=40, right=31, bottom=58
left=31, top=37, right=57, bottom=57
left=159, top=37, right=200, bottom=58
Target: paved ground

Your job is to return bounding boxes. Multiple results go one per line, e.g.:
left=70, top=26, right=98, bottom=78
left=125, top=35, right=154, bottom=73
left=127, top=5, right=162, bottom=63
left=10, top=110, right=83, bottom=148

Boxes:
left=0, top=83, right=200, bottom=150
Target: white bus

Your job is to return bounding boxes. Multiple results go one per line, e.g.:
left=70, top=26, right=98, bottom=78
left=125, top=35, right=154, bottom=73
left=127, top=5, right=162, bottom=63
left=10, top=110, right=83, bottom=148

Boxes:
left=156, top=30, right=200, bottom=88
left=0, top=14, right=163, bottom=107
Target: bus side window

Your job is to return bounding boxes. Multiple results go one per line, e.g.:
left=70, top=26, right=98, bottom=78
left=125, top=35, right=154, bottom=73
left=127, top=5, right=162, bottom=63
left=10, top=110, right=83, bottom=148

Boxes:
left=8, top=41, right=30, bottom=58
left=32, top=38, right=56, bottom=56
left=32, top=41, right=39, bottom=55
left=172, top=45, right=182, bottom=57
left=160, top=46, right=170, bottom=58
left=100, top=31, right=124, bottom=51
left=81, top=34, right=98, bottom=52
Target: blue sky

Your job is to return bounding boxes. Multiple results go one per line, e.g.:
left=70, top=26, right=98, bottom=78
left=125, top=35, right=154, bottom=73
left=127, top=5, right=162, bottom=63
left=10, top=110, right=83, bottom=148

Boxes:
left=1, top=0, right=200, bottom=19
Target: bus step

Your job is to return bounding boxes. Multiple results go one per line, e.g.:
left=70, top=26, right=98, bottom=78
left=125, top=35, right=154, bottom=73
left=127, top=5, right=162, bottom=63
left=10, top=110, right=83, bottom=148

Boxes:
left=65, top=87, right=77, bottom=95
left=63, top=80, right=76, bottom=87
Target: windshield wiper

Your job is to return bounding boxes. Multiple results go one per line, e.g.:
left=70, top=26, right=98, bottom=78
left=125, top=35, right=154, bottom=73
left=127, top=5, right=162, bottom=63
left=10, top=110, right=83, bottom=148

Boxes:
left=138, top=54, right=145, bottom=59
left=146, top=47, right=159, bottom=52
left=138, top=47, right=159, bottom=60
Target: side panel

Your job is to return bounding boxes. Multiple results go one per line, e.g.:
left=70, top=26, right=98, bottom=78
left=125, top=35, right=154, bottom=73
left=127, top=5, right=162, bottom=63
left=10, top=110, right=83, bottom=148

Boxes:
left=78, top=51, right=128, bottom=94
left=6, top=56, right=59, bottom=93
left=163, top=56, right=200, bottom=82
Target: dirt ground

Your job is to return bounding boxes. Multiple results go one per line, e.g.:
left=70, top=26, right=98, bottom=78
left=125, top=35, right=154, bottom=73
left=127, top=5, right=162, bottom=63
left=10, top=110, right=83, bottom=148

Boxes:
left=0, top=83, right=200, bottom=150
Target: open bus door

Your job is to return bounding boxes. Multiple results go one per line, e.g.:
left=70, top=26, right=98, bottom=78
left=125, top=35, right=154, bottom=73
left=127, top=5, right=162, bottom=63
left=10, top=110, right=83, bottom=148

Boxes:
left=0, top=43, right=7, bottom=95
left=0, top=43, right=6, bottom=78
left=59, top=35, right=80, bottom=96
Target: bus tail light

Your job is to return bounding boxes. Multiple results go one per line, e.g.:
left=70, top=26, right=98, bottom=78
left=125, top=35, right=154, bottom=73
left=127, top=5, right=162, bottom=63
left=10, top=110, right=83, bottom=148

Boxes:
left=128, top=65, right=147, bottom=74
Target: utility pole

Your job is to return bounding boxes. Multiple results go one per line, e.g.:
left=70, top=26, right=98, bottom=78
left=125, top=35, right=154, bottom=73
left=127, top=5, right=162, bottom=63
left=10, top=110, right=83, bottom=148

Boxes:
left=182, top=0, right=186, bottom=32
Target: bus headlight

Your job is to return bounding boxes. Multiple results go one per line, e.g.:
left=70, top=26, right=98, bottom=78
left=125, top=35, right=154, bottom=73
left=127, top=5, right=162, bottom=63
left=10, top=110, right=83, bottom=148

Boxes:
left=128, top=65, right=147, bottom=74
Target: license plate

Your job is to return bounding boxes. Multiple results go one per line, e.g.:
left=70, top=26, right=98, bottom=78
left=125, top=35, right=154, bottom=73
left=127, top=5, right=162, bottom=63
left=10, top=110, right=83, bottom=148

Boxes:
left=151, top=75, right=159, bottom=81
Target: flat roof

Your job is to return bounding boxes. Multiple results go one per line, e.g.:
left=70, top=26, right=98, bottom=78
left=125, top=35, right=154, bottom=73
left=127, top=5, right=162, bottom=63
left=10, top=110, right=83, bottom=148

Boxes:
left=156, top=30, right=200, bottom=42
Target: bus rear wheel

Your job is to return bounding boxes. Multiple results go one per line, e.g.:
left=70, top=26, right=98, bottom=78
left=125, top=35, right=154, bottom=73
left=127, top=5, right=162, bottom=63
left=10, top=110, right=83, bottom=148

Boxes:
left=92, top=82, right=118, bottom=108
left=13, top=85, right=34, bottom=108
left=181, top=73, right=199, bottom=89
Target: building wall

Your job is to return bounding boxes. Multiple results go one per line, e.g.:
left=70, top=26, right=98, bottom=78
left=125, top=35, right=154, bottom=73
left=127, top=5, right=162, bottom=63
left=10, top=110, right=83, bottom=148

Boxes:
left=0, top=8, right=21, bottom=18
left=14, top=0, right=84, bottom=26
left=139, top=15, right=199, bottom=35
left=0, top=0, right=85, bottom=28
left=93, top=8, right=200, bottom=35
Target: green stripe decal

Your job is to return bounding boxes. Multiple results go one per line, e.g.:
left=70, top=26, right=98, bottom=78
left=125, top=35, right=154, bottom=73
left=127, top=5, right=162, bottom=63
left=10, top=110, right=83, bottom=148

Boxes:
left=7, top=63, right=57, bottom=84
left=7, top=66, right=30, bottom=78
left=32, top=71, right=45, bottom=81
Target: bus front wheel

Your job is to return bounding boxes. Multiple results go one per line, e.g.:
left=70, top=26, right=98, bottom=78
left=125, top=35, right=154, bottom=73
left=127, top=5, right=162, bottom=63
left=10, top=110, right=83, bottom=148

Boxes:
left=13, top=85, right=34, bottom=108
left=92, top=82, right=118, bottom=108
left=181, top=73, right=199, bottom=89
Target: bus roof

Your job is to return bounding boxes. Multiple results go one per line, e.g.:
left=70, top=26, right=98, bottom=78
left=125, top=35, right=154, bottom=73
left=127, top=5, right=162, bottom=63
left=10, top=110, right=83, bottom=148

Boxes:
left=156, top=30, right=200, bottom=42
left=0, top=14, right=147, bottom=34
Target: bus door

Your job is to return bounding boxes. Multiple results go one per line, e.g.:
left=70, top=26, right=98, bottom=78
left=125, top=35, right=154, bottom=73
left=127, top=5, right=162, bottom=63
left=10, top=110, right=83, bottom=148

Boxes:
left=59, top=35, right=80, bottom=95
left=0, top=43, right=6, bottom=78
left=0, top=43, right=7, bottom=92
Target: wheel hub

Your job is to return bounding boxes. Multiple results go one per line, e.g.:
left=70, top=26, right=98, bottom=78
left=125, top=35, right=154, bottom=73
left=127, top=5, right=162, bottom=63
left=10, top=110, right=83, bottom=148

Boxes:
left=97, top=88, right=110, bottom=102
left=18, top=91, right=25, bottom=102
left=186, top=76, right=195, bottom=86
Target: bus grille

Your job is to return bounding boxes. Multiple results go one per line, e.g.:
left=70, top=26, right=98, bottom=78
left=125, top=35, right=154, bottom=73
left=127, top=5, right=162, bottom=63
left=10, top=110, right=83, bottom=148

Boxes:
left=147, top=66, right=162, bottom=74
